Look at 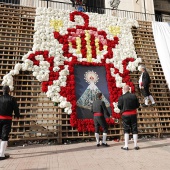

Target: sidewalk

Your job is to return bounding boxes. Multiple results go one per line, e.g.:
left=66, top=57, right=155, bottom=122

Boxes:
left=1, top=138, right=170, bottom=170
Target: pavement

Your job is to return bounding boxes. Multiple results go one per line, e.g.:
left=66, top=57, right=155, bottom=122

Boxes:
left=1, top=138, right=170, bottom=170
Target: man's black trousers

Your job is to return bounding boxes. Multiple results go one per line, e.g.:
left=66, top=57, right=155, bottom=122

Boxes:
left=122, top=114, right=138, bottom=134
left=94, top=116, right=108, bottom=133
left=0, top=119, right=12, bottom=141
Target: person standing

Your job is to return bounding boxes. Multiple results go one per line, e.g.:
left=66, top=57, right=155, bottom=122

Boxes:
left=138, top=65, right=156, bottom=107
left=91, top=93, right=111, bottom=147
left=0, top=85, right=20, bottom=160
left=118, top=85, right=140, bottom=150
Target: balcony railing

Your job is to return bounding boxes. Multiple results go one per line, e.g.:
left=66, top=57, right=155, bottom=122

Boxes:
left=0, top=0, right=168, bottom=22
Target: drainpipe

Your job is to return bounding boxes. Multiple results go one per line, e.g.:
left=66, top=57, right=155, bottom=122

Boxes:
left=47, top=0, right=49, bottom=8
left=143, top=0, right=147, bottom=20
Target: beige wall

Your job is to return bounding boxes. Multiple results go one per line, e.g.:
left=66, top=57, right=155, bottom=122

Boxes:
left=105, top=0, right=155, bottom=14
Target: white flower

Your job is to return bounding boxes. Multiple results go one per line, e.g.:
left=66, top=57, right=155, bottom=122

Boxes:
left=13, top=70, right=19, bottom=75
left=14, top=63, right=22, bottom=71
left=138, top=65, right=142, bottom=71
left=67, top=109, right=72, bottom=115
left=53, top=66, right=60, bottom=72
left=59, top=101, right=68, bottom=108
left=35, top=55, right=44, bottom=61
left=9, top=70, right=15, bottom=75
left=113, top=102, right=120, bottom=113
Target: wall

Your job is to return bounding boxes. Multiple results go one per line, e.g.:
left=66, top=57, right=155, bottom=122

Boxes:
left=154, top=0, right=170, bottom=13
left=105, top=0, right=155, bottom=14
left=19, top=0, right=155, bottom=14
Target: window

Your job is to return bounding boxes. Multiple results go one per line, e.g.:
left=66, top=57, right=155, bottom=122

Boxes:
left=0, top=0, right=20, bottom=4
left=86, top=0, right=105, bottom=14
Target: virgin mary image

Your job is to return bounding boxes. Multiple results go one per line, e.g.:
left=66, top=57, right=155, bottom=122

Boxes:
left=77, top=70, right=110, bottom=109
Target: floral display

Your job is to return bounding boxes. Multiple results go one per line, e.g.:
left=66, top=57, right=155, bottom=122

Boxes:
left=2, top=8, right=141, bottom=132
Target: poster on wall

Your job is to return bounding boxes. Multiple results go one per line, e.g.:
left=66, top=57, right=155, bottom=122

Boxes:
left=75, top=65, right=111, bottom=119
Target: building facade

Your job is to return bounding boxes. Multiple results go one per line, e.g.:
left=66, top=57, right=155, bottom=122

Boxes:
left=0, top=0, right=170, bottom=21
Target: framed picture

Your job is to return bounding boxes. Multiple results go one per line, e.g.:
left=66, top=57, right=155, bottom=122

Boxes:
left=75, top=65, right=111, bottom=119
